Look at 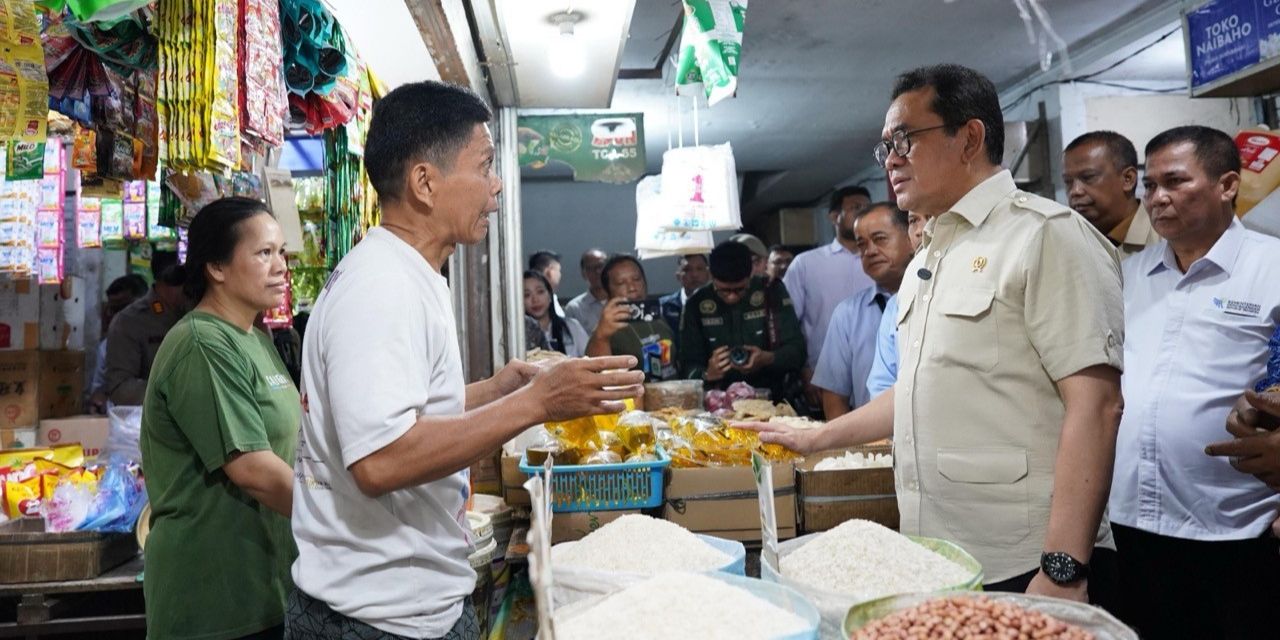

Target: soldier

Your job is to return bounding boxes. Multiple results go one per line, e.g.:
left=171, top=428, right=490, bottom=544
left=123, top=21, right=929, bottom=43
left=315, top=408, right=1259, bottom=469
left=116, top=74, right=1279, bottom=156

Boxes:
left=102, top=250, right=189, bottom=406
left=680, top=240, right=805, bottom=400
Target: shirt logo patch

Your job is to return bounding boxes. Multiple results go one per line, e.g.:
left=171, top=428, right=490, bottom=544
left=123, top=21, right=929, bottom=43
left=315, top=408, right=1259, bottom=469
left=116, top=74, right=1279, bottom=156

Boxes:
left=750, top=291, right=765, bottom=307
left=701, top=317, right=724, bottom=326
left=1212, top=297, right=1261, bottom=317
left=971, top=256, right=987, bottom=273
left=266, top=373, right=292, bottom=390
left=743, top=310, right=766, bottom=321
left=700, top=299, right=717, bottom=314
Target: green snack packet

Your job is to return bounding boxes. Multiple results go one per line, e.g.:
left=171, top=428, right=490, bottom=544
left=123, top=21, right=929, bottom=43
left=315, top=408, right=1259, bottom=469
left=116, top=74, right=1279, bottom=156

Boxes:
left=675, top=0, right=747, bottom=106
left=6, top=141, right=45, bottom=180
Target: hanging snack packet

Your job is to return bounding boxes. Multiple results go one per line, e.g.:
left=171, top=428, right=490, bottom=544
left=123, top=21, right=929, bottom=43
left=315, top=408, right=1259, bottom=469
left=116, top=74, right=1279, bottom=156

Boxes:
left=675, top=0, right=747, bottom=106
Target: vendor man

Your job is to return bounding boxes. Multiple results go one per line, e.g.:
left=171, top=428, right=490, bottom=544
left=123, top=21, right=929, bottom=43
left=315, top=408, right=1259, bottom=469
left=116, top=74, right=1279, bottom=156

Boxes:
left=680, top=240, right=805, bottom=401
left=742, top=64, right=1123, bottom=608
left=289, top=81, right=644, bottom=640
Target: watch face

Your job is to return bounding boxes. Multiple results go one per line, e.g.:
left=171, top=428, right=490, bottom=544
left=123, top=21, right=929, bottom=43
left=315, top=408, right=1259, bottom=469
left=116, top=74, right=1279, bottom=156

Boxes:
left=1042, top=552, right=1082, bottom=584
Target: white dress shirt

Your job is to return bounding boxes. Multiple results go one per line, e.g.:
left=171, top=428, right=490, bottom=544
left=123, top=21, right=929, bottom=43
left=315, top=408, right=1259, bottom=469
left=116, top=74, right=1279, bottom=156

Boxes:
left=1109, top=218, right=1280, bottom=540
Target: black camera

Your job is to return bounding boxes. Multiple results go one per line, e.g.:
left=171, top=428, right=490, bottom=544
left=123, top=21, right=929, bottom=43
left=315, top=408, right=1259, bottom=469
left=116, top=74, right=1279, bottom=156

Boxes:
left=624, top=298, right=661, bottom=323
left=729, top=346, right=750, bottom=366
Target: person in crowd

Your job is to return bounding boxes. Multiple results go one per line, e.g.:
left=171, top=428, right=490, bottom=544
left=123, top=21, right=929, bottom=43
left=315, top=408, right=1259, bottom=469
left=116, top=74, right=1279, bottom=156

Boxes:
left=783, top=186, right=875, bottom=405
left=141, top=197, right=299, bottom=640
left=528, top=249, right=564, bottom=316
left=89, top=274, right=148, bottom=413
left=523, top=270, right=588, bottom=357
left=812, top=203, right=914, bottom=419
left=659, top=253, right=710, bottom=343
left=742, top=64, right=1123, bottom=609
left=766, top=245, right=795, bottom=284
left=585, top=254, right=679, bottom=381
left=728, top=233, right=769, bottom=277
left=103, top=250, right=189, bottom=406
left=563, top=248, right=608, bottom=334
left=680, top=241, right=805, bottom=401
left=1107, top=126, right=1280, bottom=639
left=865, top=210, right=927, bottom=398
left=1062, top=131, right=1161, bottom=257
left=289, top=82, right=644, bottom=640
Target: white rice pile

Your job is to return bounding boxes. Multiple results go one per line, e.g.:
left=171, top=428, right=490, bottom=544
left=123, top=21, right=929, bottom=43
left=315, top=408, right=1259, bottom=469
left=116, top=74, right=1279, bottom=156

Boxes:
left=555, top=572, right=809, bottom=640
left=813, top=450, right=892, bottom=471
left=780, top=519, right=971, bottom=598
left=553, top=514, right=731, bottom=573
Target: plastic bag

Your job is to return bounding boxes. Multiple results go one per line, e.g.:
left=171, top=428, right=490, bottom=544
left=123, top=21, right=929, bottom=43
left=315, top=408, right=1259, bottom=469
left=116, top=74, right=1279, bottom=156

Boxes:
left=78, top=462, right=146, bottom=532
left=103, top=404, right=142, bottom=464
left=658, top=143, right=742, bottom=232
left=633, top=175, right=713, bottom=259
left=675, top=0, right=748, bottom=106
left=550, top=534, right=746, bottom=607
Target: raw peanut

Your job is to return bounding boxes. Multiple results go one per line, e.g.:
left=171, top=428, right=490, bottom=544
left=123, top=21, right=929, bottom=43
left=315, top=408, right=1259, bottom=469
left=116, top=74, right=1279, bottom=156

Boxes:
left=850, top=595, right=1096, bottom=640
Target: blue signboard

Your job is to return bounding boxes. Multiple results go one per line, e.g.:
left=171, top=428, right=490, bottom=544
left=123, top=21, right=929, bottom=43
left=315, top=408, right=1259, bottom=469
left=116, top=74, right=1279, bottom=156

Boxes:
left=1187, top=0, right=1262, bottom=88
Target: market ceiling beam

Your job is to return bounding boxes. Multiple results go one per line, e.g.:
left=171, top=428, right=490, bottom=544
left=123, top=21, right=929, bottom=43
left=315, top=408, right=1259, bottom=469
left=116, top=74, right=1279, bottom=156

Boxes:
left=404, top=0, right=487, bottom=97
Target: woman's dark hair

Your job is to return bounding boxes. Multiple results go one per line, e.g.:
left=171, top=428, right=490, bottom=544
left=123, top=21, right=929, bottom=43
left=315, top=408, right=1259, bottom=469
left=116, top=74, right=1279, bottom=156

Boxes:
left=523, top=269, right=568, bottom=352
left=600, top=254, right=646, bottom=295
left=184, top=196, right=272, bottom=302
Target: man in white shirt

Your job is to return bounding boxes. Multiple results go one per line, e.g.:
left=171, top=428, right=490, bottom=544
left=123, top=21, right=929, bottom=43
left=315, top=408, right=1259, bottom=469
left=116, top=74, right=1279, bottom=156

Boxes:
left=782, top=186, right=874, bottom=404
left=288, top=81, right=644, bottom=640
left=1108, top=125, right=1280, bottom=639
left=563, top=248, right=608, bottom=334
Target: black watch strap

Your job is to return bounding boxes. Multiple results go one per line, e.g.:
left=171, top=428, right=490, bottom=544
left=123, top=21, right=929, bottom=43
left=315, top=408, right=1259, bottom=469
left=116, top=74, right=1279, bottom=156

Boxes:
left=1041, top=551, right=1090, bottom=585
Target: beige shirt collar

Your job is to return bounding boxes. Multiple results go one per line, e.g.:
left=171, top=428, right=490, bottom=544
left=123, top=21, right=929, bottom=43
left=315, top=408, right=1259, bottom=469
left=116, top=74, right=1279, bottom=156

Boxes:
left=923, top=170, right=1018, bottom=243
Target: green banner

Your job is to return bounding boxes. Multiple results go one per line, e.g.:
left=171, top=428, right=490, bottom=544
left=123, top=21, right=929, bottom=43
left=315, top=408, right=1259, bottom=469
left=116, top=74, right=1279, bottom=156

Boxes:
left=517, top=114, right=645, bottom=184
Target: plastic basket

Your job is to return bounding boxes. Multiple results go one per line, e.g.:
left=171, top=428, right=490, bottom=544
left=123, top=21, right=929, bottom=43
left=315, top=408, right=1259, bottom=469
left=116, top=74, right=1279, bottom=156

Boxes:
left=518, top=447, right=671, bottom=512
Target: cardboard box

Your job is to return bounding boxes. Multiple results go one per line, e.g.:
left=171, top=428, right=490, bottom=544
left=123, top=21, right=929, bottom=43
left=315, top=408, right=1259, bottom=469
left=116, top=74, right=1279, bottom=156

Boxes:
left=39, top=277, right=85, bottom=351
left=662, top=462, right=797, bottom=541
left=0, top=427, right=37, bottom=449
left=470, top=449, right=502, bottom=496
left=551, top=509, right=641, bottom=544
left=38, top=415, right=109, bottom=460
left=797, top=445, right=899, bottom=533
left=500, top=453, right=530, bottom=507
left=0, top=351, right=85, bottom=430
left=0, top=279, right=39, bottom=351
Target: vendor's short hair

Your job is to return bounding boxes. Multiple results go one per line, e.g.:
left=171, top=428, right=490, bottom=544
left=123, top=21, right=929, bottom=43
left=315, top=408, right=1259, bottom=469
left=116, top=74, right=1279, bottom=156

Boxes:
left=710, top=241, right=755, bottom=282
left=854, top=202, right=909, bottom=230
left=1145, top=125, right=1240, bottom=179
left=364, top=81, right=493, bottom=204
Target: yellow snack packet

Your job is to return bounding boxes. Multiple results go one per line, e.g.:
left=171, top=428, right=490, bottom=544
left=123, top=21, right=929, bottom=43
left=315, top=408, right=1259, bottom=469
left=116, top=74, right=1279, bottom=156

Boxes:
left=4, top=476, right=41, bottom=518
left=0, top=448, right=53, bottom=469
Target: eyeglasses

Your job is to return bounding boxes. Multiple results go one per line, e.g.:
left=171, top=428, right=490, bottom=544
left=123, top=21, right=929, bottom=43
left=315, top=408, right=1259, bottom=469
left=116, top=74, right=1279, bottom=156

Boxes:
left=873, top=124, right=948, bottom=168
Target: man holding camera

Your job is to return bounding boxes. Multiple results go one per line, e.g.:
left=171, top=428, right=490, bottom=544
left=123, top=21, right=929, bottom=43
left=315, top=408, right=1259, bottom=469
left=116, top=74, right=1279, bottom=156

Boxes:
left=680, top=241, right=806, bottom=400
left=585, top=254, right=679, bottom=381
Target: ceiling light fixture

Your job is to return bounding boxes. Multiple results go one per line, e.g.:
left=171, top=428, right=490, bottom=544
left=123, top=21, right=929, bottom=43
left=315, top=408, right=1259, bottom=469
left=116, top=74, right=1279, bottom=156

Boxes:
left=549, top=11, right=586, bottom=79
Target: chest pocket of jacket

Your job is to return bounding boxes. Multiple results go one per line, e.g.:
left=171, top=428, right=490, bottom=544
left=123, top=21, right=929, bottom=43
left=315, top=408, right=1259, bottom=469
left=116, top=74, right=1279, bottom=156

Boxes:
left=930, top=287, right=998, bottom=372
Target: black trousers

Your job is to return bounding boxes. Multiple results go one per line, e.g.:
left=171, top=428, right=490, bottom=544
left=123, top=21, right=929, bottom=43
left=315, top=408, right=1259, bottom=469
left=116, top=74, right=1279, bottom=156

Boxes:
left=1112, top=523, right=1280, bottom=640
left=983, top=547, right=1121, bottom=618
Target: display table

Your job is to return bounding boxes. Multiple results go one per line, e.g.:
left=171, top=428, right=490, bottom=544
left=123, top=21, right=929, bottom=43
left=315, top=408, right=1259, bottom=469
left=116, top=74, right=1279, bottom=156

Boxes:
left=0, top=555, right=145, bottom=637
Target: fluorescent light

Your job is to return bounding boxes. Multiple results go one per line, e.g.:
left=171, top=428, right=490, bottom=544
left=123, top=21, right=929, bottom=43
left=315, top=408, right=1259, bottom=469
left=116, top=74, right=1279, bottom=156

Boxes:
left=549, top=13, right=585, bottom=79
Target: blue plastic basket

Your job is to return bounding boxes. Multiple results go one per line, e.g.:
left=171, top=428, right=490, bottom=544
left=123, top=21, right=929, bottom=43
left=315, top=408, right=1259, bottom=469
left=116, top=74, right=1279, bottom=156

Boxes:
left=518, top=448, right=671, bottom=512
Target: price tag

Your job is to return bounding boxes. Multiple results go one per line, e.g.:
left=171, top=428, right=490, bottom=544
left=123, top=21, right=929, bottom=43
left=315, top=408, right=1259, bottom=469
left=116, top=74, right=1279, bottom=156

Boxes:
left=752, top=451, right=779, bottom=572
left=523, top=459, right=557, bottom=639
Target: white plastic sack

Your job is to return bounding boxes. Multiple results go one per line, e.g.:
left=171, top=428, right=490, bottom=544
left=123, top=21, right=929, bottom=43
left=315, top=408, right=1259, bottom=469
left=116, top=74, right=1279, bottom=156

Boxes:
left=634, top=175, right=714, bottom=259
left=658, top=143, right=741, bottom=232
left=550, top=534, right=746, bottom=608
left=103, top=404, right=142, bottom=464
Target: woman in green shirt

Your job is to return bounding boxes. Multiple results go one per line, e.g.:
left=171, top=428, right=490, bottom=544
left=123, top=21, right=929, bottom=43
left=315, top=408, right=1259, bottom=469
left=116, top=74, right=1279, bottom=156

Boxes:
left=141, top=197, right=299, bottom=640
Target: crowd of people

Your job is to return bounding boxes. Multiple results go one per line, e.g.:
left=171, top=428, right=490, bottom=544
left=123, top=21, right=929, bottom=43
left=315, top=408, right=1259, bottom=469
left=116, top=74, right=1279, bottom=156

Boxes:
left=87, top=64, right=1280, bottom=640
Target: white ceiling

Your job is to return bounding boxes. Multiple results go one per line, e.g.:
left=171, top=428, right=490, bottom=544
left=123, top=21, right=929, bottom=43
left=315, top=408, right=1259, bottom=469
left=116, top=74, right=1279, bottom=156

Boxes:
left=532, top=0, right=1183, bottom=218
left=325, top=0, right=440, bottom=88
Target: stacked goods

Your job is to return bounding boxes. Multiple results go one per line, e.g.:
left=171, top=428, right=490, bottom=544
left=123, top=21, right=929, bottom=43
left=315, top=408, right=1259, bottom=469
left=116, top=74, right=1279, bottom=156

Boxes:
left=662, top=412, right=801, bottom=467
left=552, top=514, right=732, bottom=574
left=850, top=595, right=1096, bottom=640
left=763, top=519, right=982, bottom=637
left=536, top=403, right=654, bottom=466
left=555, top=573, right=813, bottom=640
left=780, top=520, right=972, bottom=597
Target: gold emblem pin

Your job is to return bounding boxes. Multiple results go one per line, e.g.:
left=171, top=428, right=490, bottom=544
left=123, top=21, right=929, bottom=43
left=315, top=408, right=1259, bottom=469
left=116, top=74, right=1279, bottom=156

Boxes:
left=972, top=256, right=987, bottom=273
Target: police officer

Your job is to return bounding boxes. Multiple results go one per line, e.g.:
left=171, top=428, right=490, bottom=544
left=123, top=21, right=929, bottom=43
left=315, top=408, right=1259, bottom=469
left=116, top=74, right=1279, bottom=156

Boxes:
left=680, top=241, right=805, bottom=399
left=103, top=250, right=189, bottom=406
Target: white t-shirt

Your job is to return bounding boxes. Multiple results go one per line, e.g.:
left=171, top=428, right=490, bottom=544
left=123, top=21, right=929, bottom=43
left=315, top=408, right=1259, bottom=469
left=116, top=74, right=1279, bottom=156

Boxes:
left=292, top=227, right=473, bottom=637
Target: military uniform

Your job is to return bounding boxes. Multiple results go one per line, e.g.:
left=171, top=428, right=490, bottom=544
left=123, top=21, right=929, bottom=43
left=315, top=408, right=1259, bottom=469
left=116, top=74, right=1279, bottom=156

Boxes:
left=680, top=276, right=806, bottom=395
left=103, top=289, right=185, bottom=406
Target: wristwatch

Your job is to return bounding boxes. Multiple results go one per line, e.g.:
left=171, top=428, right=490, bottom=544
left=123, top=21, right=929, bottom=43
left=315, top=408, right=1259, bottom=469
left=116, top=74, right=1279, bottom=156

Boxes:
left=1040, top=552, right=1089, bottom=585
